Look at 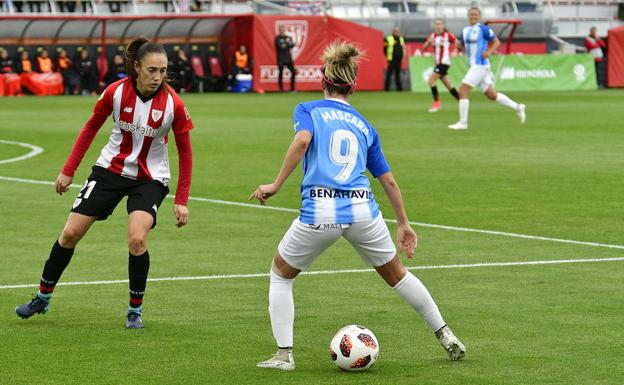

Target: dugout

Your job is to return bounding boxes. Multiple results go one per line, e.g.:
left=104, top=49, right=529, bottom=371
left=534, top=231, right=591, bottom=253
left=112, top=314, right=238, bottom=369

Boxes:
left=607, top=25, right=624, bottom=88
left=0, top=14, right=385, bottom=92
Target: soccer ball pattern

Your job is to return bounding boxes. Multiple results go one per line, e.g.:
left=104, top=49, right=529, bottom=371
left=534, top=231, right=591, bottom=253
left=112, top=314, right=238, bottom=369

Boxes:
left=329, top=325, right=379, bottom=371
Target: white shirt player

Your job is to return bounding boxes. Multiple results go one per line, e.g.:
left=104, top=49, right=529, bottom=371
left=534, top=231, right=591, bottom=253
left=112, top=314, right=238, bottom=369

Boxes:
left=428, top=31, right=456, bottom=65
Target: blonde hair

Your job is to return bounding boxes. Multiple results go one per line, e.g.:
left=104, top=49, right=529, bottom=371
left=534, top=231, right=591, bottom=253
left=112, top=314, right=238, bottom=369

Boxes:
left=321, top=41, right=362, bottom=95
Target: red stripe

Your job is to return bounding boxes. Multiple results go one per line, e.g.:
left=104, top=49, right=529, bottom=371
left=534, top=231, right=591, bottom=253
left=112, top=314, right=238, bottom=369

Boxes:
left=108, top=81, right=137, bottom=175
left=136, top=90, right=168, bottom=180
left=129, top=298, right=143, bottom=305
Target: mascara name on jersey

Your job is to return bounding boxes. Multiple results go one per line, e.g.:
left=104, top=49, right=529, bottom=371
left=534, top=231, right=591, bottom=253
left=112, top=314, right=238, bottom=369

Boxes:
left=310, top=188, right=371, bottom=200
left=118, top=120, right=158, bottom=137
left=320, top=110, right=369, bottom=135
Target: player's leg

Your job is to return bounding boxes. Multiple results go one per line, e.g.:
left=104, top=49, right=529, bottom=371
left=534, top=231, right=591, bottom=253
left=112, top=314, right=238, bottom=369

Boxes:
left=441, top=74, right=460, bottom=100
left=258, top=220, right=343, bottom=370
left=428, top=71, right=442, bottom=112
left=394, top=62, right=402, bottom=91
left=384, top=63, right=392, bottom=91
left=345, top=215, right=465, bottom=360
left=124, top=181, right=168, bottom=329
left=484, top=84, right=526, bottom=124
left=16, top=168, right=122, bottom=319
left=449, top=82, right=472, bottom=130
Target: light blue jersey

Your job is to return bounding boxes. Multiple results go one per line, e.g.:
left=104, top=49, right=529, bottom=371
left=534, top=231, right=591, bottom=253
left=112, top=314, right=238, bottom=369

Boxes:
left=460, top=23, right=496, bottom=67
left=293, top=98, right=390, bottom=225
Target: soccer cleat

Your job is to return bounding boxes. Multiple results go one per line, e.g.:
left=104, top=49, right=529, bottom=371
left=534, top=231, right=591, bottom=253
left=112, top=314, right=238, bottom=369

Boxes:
left=435, top=325, right=466, bottom=361
left=516, top=104, right=526, bottom=124
left=257, top=351, right=295, bottom=371
left=16, top=295, right=50, bottom=319
left=448, top=122, right=468, bottom=130
left=428, top=101, right=441, bottom=112
left=126, top=312, right=144, bottom=329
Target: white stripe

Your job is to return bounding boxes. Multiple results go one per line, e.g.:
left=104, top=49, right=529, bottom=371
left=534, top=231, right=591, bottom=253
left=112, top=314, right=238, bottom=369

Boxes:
left=1, top=175, right=623, bottom=251
left=0, top=140, right=44, bottom=164
left=1, top=257, right=622, bottom=290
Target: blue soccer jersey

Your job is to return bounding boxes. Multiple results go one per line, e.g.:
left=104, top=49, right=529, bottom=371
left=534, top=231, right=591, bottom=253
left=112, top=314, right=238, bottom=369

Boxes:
left=459, top=23, right=496, bottom=67
left=293, top=99, right=390, bottom=225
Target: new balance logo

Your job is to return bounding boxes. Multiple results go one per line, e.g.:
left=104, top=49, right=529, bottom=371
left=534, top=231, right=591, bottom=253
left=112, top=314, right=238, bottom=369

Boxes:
left=123, top=107, right=133, bottom=113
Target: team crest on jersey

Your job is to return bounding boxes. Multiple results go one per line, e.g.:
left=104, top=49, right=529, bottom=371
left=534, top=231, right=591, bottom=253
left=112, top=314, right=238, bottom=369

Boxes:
left=151, top=109, right=163, bottom=122
left=275, top=20, right=308, bottom=60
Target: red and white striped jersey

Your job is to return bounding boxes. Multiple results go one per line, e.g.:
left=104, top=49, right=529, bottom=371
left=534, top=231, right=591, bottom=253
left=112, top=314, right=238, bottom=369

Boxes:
left=428, top=32, right=456, bottom=65
left=93, top=78, right=193, bottom=184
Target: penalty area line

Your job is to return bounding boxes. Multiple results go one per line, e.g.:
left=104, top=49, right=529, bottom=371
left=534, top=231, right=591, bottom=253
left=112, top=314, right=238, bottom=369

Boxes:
left=1, top=257, right=623, bottom=290
left=1, top=175, right=624, bottom=251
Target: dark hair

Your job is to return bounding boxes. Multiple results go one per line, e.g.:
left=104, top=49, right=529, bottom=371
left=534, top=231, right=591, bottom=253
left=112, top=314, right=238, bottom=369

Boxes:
left=123, top=37, right=167, bottom=80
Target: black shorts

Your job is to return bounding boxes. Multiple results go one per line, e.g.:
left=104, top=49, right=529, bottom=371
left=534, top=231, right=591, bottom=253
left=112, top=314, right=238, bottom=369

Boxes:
left=71, top=166, right=169, bottom=228
left=434, top=64, right=450, bottom=77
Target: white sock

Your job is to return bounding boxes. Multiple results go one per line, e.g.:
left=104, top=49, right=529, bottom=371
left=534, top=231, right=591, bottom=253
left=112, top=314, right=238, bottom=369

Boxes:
left=495, top=93, right=519, bottom=110
left=393, top=272, right=446, bottom=332
left=459, top=99, right=469, bottom=124
left=269, top=271, right=295, bottom=349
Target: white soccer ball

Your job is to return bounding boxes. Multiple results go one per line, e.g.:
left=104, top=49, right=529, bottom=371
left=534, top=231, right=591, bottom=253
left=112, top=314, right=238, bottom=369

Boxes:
left=329, top=325, right=379, bottom=371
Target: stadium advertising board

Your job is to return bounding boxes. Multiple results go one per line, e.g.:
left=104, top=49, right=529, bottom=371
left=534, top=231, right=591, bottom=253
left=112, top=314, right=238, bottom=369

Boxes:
left=409, top=54, right=597, bottom=92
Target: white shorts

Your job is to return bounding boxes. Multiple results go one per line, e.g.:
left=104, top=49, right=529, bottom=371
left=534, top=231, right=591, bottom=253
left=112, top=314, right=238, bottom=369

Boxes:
left=277, top=213, right=397, bottom=271
left=462, top=65, right=494, bottom=93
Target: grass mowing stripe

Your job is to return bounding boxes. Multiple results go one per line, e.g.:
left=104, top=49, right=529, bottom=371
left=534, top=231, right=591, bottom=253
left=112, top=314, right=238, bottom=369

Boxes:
left=2, top=174, right=623, bottom=251
left=1, top=257, right=623, bottom=290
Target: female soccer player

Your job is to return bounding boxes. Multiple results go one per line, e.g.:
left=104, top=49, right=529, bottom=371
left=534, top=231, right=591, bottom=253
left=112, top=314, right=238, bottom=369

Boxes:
left=15, top=37, right=193, bottom=329
left=250, top=42, right=465, bottom=370
left=449, top=7, right=526, bottom=130
left=422, top=18, right=460, bottom=112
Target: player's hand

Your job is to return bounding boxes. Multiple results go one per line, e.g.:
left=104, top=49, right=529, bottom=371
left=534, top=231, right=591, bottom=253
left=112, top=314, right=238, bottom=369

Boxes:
left=397, top=223, right=417, bottom=258
left=174, top=204, right=189, bottom=228
left=249, top=183, right=279, bottom=206
left=482, top=51, right=491, bottom=59
left=55, top=173, right=73, bottom=195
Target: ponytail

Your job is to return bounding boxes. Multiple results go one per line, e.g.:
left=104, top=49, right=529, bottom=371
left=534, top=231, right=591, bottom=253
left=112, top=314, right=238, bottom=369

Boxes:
left=321, top=41, right=362, bottom=96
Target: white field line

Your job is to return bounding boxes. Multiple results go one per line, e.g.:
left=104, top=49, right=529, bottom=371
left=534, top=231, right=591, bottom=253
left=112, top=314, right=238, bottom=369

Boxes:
left=0, top=140, right=44, bottom=164
left=1, top=175, right=623, bottom=251
left=1, top=257, right=623, bottom=290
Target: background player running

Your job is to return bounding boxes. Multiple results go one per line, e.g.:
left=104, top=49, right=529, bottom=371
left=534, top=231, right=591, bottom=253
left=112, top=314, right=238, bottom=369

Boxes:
left=449, top=7, right=526, bottom=130
left=422, top=18, right=460, bottom=112
left=250, top=42, right=465, bottom=371
left=15, top=37, right=194, bottom=329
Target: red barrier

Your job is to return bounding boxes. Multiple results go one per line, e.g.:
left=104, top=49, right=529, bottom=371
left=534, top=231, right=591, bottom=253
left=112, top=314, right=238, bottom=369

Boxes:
left=248, top=16, right=384, bottom=92
left=607, top=26, right=624, bottom=88
left=0, top=73, right=22, bottom=96
left=20, top=73, right=64, bottom=95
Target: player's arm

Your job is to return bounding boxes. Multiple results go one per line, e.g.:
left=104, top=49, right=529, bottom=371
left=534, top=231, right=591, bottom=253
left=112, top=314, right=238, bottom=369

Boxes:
left=57, top=90, right=113, bottom=195
left=173, top=131, right=192, bottom=228
left=377, top=172, right=417, bottom=258
left=483, top=36, right=500, bottom=58
left=422, top=36, right=433, bottom=51
left=249, top=130, right=312, bottom=205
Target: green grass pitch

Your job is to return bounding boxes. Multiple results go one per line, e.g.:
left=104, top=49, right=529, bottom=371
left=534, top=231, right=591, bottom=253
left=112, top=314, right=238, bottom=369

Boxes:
left=0, top=90, right=623, bottom=385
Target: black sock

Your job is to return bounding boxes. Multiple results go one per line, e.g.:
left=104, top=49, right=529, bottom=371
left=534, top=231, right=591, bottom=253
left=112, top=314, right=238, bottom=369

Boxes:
left=128, top=250, right=150, bottom=313
left=430, top=86, right=439, bottom=101
left=450, top=87, right=460, bottom=100
left=38, top=240, right=74, bottom=299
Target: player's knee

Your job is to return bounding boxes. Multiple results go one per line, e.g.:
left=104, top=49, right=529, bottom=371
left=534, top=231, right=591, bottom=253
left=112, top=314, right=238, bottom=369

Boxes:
left=128, top=235, right=147, bottom=255
left=59, top=227, right=84, bottom=248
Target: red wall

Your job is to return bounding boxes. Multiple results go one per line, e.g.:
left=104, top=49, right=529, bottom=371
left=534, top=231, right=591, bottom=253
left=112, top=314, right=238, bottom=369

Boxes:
left=250, top=15, right=384, bottom=92
left=608, top=26, right=624, bottom=88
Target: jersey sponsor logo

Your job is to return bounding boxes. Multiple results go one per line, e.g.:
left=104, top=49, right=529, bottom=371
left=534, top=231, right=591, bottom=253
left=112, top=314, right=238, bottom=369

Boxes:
left=274, top=20, right=308, bottom=60
left=309, top=188, right=371, bottom=200
left=309, top=223, right=351, bottom=230
left=319, top=109, right=369, bottom=135
left=123, top=106, right=133, bottom=113
left=118, top=120, right=158, bottom=137
left=151, top=109, right=163, bottom=122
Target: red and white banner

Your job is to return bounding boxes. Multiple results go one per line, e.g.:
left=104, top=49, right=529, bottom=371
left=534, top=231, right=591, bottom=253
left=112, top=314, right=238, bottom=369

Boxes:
left=20, top=72, right=64, bottom=95
left=608, top=26, right=624, bottom=88
left=246, top=16, right=384, bottom=92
